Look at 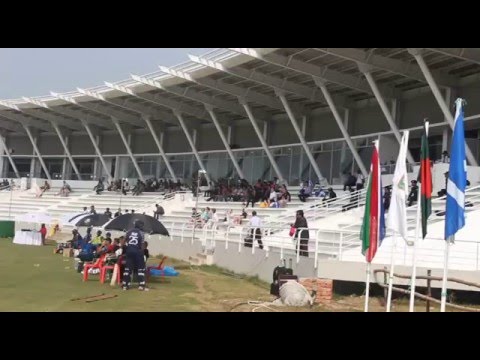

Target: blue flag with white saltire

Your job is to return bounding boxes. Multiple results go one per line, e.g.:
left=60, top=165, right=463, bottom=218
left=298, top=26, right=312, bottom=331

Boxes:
left=445, top=98, right=468, bottom=242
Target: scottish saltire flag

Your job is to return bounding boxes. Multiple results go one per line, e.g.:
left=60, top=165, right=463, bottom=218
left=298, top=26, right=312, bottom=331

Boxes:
left=387, top=131, right=409, bottom=241
left=361, top=141, right=386, bottom=262
left=445, top=98, right=468, bottom=242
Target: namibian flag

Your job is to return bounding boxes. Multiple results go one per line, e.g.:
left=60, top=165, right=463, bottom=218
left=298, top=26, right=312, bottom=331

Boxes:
left=360, top=140, right=386, bottom=263
left=418, top=120, right=432, bottom=238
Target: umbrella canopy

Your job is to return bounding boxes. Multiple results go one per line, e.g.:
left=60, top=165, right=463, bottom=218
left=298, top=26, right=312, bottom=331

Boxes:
left=68, top=212, right=89, bottom=223
left=75, top=214, right=112, bottom=227
left=104, top=213, right=169, bottom=236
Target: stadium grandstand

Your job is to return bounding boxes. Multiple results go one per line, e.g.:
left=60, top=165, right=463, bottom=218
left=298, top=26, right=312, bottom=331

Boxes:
left=2, top=48, right=480, bottom=291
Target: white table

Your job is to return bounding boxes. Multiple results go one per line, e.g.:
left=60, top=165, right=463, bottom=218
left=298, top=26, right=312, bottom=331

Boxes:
left=13, top=230, right=42, bottom=246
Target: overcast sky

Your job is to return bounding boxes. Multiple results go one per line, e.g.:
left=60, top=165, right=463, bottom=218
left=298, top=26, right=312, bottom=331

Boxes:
left=0, top=48, right=213, bottom=100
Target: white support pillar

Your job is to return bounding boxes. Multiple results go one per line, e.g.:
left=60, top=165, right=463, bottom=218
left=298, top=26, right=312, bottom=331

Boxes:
left=24, top=126, right=51, bottom=180
left=314, top=78, right=368, bottom=177
left=240, top=100, right=285, bottom=182
left=192, top=129, right=197, bottom=146
left=276, top=90, right=325, bottom=183
left=0, top=134, right=20, bottom=178
left=61, top=136, right=68, bottom=180
left=442, top=127, right=449, bottom=153
left=227, top=126, right=232, bottom=145
left=360, top=68, right=415, bottom=164
left=263, top=121, right=268, bottom=141
left=409, top=49, right=478, bottom=166
left=174, top=111, right=212, bottom=184
left=111, top=117, right=144, bottom=182
left=298, top=116, right=307, bottom=182
left=93, top=135, right=101, bottom=179
left=205, top=106, right=245, bottom=179
left=82, top=121, right=112, bottom=182
left=51, top=122, right=81, bottom=180
left=143, top=115, right=177, bottom=182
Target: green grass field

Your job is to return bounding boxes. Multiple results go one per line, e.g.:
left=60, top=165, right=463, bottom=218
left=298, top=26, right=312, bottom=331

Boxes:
left=0, top=239, right=272, bottom=312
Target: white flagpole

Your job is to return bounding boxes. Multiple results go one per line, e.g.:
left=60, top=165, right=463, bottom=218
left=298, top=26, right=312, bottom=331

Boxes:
left=409, top=180, right=422, bottom=312
left=365, top=262, right=371, bottom=312
left=440, top=238, right=451, bottom=312
left=386, top=233, right=397, bottom=312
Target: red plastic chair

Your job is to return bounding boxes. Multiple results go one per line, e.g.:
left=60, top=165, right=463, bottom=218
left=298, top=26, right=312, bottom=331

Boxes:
left=146, top=256, right=167, bottom=281
left=83, top=254, right=107, bottom=282
left=100, top=263, right=121, bottom=285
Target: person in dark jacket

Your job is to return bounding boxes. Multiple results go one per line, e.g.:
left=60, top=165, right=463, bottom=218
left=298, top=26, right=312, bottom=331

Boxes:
left=122, top=220, right=147, bottom=291
left=292, top=210, right=309, bottom=257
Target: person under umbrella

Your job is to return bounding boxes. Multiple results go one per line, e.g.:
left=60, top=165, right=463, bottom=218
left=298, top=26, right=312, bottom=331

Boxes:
left=122, top=220, right=148, bottom=291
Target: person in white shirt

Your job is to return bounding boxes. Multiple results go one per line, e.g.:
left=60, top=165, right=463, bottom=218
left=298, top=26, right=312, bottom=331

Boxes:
left=207, top=208, right=219, bottom=229
left=356, top=170, right=365, bottom=191
left=245, top=211, right=263, bottom=249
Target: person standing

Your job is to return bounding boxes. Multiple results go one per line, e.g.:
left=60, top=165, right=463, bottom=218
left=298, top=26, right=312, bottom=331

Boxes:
left=39, top=223, right=47, bottom=246
left=122, top=220, right=147, bottom=291
left=356, top=169, right=365, bottom=191
left=104, top=208, right=112, bottom=218
left=292, top=210, right=309, bottom=257
left=246, top=210, right=263, bottom=249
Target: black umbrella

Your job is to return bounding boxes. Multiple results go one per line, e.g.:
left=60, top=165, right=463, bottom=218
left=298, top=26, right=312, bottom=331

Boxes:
left=104, top=213, right=169, bottom=236
left=76, top=214, right=112, bottom=227
left=69, top=213, right=88, bottom=222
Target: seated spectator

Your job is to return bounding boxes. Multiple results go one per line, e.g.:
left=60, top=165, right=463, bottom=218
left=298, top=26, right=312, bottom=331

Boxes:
left=270, top=198, right=280, bottom=208
left=114, top=208, right=122, bottom=217
left=190, top=208, right=201, bottom=228
left=90, top=205, right=97, bottom=214
left=91, top=230, right=103, bottom=246
left=154, top=204, right=165, bottom=220
left=323, top=188, right=337, bottom=204
left=94, top=178, right=105, bottom=195
left=37, top=181, right=51, bottom=198
left=77, top=240, right=96, bottom=262
left=56, top=180, right=72, bottom=197
left=298, top=181, right=313, bottom=202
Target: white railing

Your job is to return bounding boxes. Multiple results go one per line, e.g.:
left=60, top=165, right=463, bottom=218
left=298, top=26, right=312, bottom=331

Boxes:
left=160, top=201, right=480, bottom=273
left=339, top=183, right=480, bottom=249
left=262, top=188, right=367, bottom=229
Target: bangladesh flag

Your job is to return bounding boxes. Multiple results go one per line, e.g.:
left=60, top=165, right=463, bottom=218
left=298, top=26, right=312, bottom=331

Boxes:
left=361, top=141, right=386, bottom=263
left=418, top=121, right=432, bottom=238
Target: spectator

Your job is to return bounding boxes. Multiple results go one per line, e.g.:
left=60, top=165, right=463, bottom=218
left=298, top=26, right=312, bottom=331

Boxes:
left=114, top=208, right=122, bottom=217
left=37, top=181, right=50, bottom=198
left=191, top=208, right=201, bottom=228
left=39, top=223, right=47, bottom=246
left=442, top=150, right=450, bottom=163
left=298, top=181, right=313, bottom=202
left=323, top=187, right=337, bottom=204
left=245, top=210, right=263, bottom=249
left=408, top=180, right=419, bottom=207
left=90, top=205, right=96, bottom=215
left=384, top=186, right=392, bottom=211
left=82, top=206, right=88, bottom=213
left=292, top=210, right=309, bottom=257
left=343, top=173, right=356, bottom=192
left=356, top=170, right=365, bottom=191
left=104, top=208, right=112, bottom=218
left=94, top=178, right=104, bottom=195
left=154, top=204, right=164, bottom=220
left=57, top=180, right=72, bottom=197
left=91, top=230, right=103, bottom=246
